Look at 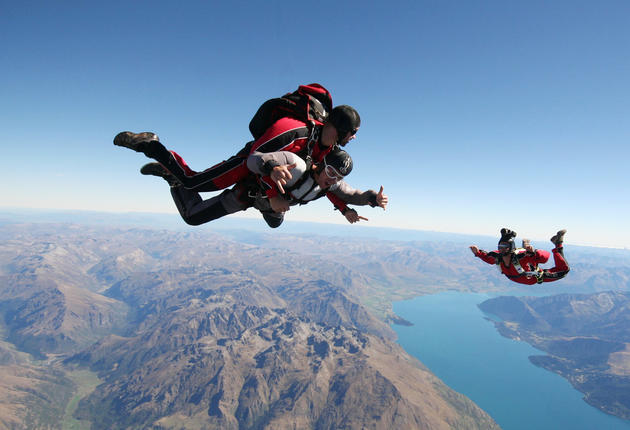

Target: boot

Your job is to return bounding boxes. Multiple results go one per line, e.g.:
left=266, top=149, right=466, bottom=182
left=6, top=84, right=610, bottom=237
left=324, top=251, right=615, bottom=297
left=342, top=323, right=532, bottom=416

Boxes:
left=114, top=131, right=159, bottom=152
left=140, top=162, right=181, bottom=187
left=550, top=229, right=567, bottom=247
left=501, top=228, right=517, bottom=239
left=261, top=211, right=284, bottom=228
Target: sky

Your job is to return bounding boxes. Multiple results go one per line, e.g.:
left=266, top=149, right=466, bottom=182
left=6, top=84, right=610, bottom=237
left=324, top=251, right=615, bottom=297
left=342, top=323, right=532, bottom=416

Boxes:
left=1, top=0, right=629, bottom=248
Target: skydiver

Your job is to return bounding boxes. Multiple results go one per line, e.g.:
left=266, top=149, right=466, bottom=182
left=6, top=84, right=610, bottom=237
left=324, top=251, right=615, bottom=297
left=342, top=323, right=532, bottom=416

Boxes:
left=113, top=84, right=361, bottom=193
left=469, top=228, right=570, bottom=285
left=139, top=148, right=387, bottom=228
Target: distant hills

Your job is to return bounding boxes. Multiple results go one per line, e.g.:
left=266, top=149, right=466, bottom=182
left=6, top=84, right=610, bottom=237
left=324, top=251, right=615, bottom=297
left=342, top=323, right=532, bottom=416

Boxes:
left=479, top=292, right=630, bottom=420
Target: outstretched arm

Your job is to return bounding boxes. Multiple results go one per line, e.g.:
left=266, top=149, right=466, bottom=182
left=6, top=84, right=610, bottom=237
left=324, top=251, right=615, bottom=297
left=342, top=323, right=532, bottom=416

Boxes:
left=343, top=208, right=369, bottom=224
left=470, top=246, right=498, bottom=265
left=326, top=183, right=388, bottom=223
left=329, top=181, right=385, bottom=207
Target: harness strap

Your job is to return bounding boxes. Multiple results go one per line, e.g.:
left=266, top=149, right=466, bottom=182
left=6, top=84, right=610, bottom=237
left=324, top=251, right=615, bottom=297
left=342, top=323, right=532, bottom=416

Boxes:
left=286, top=172, right=325, bottom=205
left=305, top=123, right=319, bottom=165
left=507, top=267, right=544, bottom=283
left=283, top=169, right=313, bottom=196
left=507, top=253, right=544, bottom=283
left=248, top=170, right=323, bottom=207
left=498, top=251, right=545, bottom=284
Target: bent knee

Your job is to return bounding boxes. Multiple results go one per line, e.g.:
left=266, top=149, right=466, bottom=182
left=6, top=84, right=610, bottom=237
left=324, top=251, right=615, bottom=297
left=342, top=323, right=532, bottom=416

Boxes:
left=181, top=216, right=205, bottom=226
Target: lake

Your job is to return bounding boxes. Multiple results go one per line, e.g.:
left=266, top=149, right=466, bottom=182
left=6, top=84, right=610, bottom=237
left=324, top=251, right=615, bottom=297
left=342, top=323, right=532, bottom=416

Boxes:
left=393, top=291, right=630, bottom=430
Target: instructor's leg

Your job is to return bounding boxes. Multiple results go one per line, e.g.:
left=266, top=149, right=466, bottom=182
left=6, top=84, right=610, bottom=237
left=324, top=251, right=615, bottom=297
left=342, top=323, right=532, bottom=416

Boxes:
left=146, top=144, right=248, bottom=191
left=114, top=131, right=248, bottom=191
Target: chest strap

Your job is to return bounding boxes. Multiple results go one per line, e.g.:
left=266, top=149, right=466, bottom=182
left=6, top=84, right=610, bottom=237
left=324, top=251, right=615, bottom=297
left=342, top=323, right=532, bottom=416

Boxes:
left=501, top=253, right=544, bottom=284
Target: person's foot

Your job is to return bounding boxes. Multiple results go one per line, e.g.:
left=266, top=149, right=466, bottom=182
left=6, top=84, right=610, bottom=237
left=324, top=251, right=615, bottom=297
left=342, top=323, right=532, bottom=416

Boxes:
left=550, top=229, right=567, bottom=247
left=113, top=131, right=159, bottom=152
left=501, top=228, right=517, bottom=239
left=140, top=162, right=180, bottom=187
left=261, top=211, right=284, bottom=228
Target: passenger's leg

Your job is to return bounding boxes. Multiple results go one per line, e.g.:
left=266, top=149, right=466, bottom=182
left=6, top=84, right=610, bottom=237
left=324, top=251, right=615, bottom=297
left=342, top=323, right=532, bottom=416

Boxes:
left=169, top=185, right=249, bottom=226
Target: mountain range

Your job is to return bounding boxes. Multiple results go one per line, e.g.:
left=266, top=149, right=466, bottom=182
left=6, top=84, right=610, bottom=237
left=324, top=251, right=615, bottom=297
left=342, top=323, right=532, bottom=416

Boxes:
left=1, top=212, right=629, bottom=428
left=0, top=220, right=502, bottom=429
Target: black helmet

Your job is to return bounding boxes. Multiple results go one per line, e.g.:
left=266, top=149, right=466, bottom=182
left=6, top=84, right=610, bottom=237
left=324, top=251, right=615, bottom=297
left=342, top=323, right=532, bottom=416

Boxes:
left=328, top=105, right=361, bottom=143
left=498, top=228, right=517, bottom=252
left=323, top=149, right=353, bottom=177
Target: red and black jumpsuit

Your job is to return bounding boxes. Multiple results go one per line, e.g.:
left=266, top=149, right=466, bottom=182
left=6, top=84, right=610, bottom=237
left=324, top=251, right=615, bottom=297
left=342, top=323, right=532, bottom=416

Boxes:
left=143, top=117, right=332, bottom=192
left=473, top=247, right=570, bottom=285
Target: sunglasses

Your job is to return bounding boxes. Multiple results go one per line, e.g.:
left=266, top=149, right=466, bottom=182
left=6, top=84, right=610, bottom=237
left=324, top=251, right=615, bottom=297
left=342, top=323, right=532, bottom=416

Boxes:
left=337, top=128, right=358, bottom=138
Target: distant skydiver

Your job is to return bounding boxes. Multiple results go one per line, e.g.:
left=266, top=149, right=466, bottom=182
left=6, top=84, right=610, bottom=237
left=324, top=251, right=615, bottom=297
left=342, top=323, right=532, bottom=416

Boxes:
left=136, top=144, right=387, bottom=228
left=113, top=84, right=361, bottom=194
left=469, top=228, right=569, bottom=285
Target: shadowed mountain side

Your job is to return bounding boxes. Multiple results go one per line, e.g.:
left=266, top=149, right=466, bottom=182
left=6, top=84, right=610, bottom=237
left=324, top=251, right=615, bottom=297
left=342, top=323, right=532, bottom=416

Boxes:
left=0, top=340, right=32, bottom=366
left=67, top=302, right=498, bottom=430
left=479, top=292, right=630, bottom=420
left=275, top=279, right=389, bottom=338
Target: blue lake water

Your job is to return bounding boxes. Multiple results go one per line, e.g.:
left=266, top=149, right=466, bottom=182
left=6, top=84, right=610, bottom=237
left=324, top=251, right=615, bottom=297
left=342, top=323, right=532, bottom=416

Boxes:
left=393, top=291, right=630, bottom=430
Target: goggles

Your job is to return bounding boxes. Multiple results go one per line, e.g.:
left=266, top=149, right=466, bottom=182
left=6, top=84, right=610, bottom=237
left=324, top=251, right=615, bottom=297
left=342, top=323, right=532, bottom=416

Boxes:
left=322, top=160, right=344, bottom=182
left=498, top=243, right=513, bottom=253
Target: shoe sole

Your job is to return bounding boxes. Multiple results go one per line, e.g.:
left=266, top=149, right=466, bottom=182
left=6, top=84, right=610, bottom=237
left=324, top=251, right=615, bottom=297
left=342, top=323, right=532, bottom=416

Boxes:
left=113, top=131, right=159, bottom=150
left=551, top=229, right=567, bottom=245
left=140, top=163, right=168, bottom=177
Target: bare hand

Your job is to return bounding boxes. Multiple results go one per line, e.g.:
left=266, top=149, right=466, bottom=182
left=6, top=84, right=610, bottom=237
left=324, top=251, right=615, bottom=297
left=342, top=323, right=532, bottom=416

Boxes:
left=525, top=244, right=535, bottom=253
left=344, top=209, right=368, bottom=224
left=469, top=245, right=479, bottom=255
left=271, top=163, right=296, bottom=194
left=269, top=195, right=290, bottom=213
left=376, top=186, right=388, bottom=209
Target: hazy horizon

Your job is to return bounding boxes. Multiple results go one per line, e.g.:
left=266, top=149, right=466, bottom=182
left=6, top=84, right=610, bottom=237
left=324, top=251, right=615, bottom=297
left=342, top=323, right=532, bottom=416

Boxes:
left=2, top=206, right=628, bottom=252
left=3, top=1, right=629, bottom=248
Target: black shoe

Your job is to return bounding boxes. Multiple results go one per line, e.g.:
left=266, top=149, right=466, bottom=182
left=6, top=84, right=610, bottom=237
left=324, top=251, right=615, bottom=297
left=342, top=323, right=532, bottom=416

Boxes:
left=550, top=229, right=567, bottom=247
left=500, top=228, right=517, bottom=239
left=114, top=131, right=159, bottom=152
left=261, top=211, right=284, bottom=228
left=140, top=162, right=180, bottom=187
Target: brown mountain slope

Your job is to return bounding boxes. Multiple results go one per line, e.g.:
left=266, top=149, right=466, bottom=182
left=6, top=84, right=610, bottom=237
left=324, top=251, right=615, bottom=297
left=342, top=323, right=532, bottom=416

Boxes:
left=69, top=302, right=498, bottom=430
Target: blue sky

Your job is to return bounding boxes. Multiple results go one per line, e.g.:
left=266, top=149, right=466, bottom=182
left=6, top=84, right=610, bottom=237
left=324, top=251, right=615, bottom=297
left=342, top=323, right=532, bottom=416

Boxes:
left=2, top=1, right=629, bottom=248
